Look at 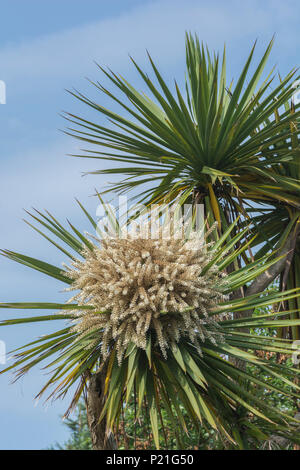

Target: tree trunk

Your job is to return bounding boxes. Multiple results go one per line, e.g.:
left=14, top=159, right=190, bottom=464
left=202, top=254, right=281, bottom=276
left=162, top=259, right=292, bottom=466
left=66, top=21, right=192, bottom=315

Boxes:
left=237, top=229, right=298, bottom=321
left=85, top=367, right=117, bottom=450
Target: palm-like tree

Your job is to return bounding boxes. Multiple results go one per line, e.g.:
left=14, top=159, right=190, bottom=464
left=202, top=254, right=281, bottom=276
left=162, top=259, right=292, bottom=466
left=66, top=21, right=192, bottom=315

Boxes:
left=1, top=201, right=300, bottom=449
left=1, top=35, right=300, bottom=450
left=65, top=35, right=300, bottom=211
left=60, top=34, right=300, bottom=447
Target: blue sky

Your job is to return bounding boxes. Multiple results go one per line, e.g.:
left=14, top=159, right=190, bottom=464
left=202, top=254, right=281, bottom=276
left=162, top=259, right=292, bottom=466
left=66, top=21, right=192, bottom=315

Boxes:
left=1, top=0, right=300, bottom=450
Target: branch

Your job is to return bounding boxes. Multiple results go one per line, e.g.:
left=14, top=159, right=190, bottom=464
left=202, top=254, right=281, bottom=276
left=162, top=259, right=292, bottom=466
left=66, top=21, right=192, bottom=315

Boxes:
left=234, top=228, right=298, bottom=321
left=246, top=231, right=296, bottom=297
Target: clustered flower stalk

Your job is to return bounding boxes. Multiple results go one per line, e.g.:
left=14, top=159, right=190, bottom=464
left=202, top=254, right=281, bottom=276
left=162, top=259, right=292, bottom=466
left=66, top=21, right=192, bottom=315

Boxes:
left=65, top=220, right=227, bottom=364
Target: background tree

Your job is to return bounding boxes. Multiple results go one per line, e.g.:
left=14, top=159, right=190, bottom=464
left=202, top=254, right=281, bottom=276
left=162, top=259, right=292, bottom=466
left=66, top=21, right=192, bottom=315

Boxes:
left=50, top=400, right=92, bottom=450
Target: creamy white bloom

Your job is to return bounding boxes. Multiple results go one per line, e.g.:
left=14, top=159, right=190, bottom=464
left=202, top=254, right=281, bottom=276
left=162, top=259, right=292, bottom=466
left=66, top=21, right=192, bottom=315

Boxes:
left=64, top=221, right=227, bottom=364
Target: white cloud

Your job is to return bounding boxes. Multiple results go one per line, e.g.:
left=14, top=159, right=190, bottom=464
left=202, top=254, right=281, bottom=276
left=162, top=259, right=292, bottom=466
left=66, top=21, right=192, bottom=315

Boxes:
left=1, top=0, right=295, bottom=88
left=0, top=138, right=107, bottom=249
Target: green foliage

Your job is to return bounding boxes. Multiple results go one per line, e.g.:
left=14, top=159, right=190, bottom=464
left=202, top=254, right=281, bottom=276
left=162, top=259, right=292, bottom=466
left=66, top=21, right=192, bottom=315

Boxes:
left=2, top=34, right=300, bottom=450
left=65, top=31, right=300, bottom=345
left=1, top=202, right=300, bottom=449
left=65, top=34, right=300, bottom=211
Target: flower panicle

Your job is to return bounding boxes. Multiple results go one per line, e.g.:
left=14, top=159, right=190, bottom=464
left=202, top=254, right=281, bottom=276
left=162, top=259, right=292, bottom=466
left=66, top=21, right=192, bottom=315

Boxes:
left=64, top=219, right=227, bottom=364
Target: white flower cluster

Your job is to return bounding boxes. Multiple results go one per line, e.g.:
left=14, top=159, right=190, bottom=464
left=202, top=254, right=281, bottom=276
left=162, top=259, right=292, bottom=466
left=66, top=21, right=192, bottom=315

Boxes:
left=65, top=221, right=227, bottom=363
